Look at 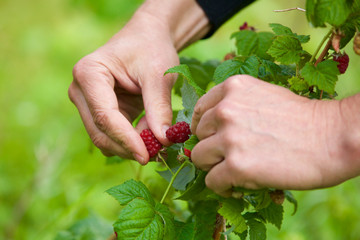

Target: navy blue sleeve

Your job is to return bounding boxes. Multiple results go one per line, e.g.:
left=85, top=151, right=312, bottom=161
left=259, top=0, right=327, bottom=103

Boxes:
left=196, top=0, right=256, bottom=37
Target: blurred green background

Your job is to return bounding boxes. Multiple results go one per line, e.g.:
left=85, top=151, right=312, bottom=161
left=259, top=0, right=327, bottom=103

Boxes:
left=1, top=0, right=360, bottom=239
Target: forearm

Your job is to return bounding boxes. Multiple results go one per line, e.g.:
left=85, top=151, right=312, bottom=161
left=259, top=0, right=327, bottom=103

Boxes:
left=135, top=0, right=211, bottom=51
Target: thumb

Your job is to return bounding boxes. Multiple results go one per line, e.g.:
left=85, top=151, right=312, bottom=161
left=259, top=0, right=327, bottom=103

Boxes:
left=141, top=72, right=175, bottom=146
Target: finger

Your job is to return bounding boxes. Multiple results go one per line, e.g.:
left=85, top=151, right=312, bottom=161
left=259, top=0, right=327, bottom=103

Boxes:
left=141, top=70, right=175, bottom=145
left=194, top=107, right=218, bottom=140
left=72, top=64, right=149, bottom=163
left=191, top=83, right=225, bottom=134
left=68, top=82, right=135, bottom=158
left=205, top=160, right=234, bottom=197
left=191, top=134, right=224, bottom=171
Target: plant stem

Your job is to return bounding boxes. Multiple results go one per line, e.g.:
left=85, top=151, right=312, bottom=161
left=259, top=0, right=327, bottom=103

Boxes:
left=158, top=152, right=174, bottom=175
left=310, top=28, right=333, bottom=64
left=213, top=214, right=226, bottom=240
left=160, top=161, right=188, bottom=204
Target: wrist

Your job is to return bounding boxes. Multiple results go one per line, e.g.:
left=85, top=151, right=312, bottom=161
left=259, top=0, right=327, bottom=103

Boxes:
left=136, top=0, right=211, bottom=51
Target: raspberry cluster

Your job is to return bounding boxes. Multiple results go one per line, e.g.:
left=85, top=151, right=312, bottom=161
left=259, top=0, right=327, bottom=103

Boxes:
left=166, top=121, right=191, bottom=143
left=140, top=129, right=162, bottom=158
left=333, top=52, right=349, bottom=74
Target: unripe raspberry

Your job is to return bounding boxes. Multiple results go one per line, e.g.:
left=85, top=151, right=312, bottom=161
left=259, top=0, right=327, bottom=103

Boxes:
left=166, top=121, right=191, bottom=143
left=269, top=190, right=285, bottom=205
left=140, top=129, right=162, bottom=157
left=354, top=32, right=360, bottom=55
left=184, top=148, right=191, bottom=158
left=333, top=52, right=349, bottom=74
left=224, top=52, right=236, bottom=61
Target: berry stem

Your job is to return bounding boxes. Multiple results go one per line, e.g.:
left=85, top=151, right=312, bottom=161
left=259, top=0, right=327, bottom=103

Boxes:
left=310, top=28, right=333, bottom=64
left=160, top=160, right=189, bottom=204
left=158, top=152, right=174, bottom=175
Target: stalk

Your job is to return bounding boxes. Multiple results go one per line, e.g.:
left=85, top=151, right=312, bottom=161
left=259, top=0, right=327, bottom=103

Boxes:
left=160, top=160, right=188, bottom=204
left=310, top=28, right=333, bottom=64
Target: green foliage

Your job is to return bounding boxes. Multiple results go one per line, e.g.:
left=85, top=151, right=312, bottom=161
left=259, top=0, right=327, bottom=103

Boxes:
left=301, top=60, right=340, bottom=94
left=267, top=36, right=304, bottom=65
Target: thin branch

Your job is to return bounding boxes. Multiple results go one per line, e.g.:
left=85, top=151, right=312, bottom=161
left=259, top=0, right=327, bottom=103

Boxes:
left=274, top=7, right=306, bottom=12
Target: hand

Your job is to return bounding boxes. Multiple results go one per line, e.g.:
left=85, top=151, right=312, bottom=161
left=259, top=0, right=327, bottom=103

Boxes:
left=191, top=75, right=358, bottom=196
left=69, top=12, right=179, bottom=164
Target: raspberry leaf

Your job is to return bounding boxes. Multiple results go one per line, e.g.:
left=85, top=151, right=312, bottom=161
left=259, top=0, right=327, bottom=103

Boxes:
left=106, top=155, right=125, bottom=165
left=231, top=30, right=259, bottom=56
left=269, top=23, right=310, bottom=43
left=192, top=200, right=219, bottom=240
left=113, top=198, right=165, bottom=240
left=218, top=198, right=247, bottom=233
left=155, top=202, right=176, bottom=239
left=213, top=60, right=242, bottom=84
left=306, top=0, right=353, bottom=27
left=184, top=135, right=199, bottom=151
left=106, top=179, right=154, bottom=206
left=177, top=80, right=200, bottom=124
left=288, top=76, right=309, bottom=92
left=248, top=219, right=266, bottom=240
left=256, top=32, right=275, bottom=60
left=157, top=162, right=196, bottom=191
left=301, top=60, right=340, bottom=94
left=174, top=221, right=195, bottom=240
left=284, top=190, right=298, bottom=215
left=259, top=201, right=284, bottom=230
left=239, top=55, right=260, bottom=77
left=165, top=64, right=205, bottom=96
left=176, top=170, right=207, bottom=200
left=267, top=35, right=304, bottom=65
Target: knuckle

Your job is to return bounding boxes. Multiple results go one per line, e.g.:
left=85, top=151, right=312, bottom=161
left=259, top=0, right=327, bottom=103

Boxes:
left=67, top=83, right=77, bottom=104
left=214, top=101, right=234, bottom=123
left=193, top=101, right=204, bottom=121
left=72, top=58, right=91, bottom=82
left=93, top=111, right=110, bottom=132
left=91, top=133, right=109, bottom=150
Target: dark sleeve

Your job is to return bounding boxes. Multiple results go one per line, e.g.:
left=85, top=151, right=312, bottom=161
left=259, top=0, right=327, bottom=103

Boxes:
left=196, top=0, right=256, bottom=38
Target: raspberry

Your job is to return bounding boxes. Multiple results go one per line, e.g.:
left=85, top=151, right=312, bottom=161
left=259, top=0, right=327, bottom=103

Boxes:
left=333, top=52, right=349, bottom=74
left=140, top=129, right=162, bottom=157
left=239, top=22, right=255, bottom=31
left=166, top=121, right=191, bottom=143
left=269, top=190, right=285, bottom=205
left=184, top=148, right=191, bottom=158
left=223, top=52, right=236, bottom=61
left=354, top=32, right=360, bottom=56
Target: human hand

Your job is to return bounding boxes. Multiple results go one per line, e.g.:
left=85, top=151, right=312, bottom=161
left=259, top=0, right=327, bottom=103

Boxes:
left=191, top=75, right=359, bottom=196
left=68, top=0, right=210, bottom=164
left=69, top=12, right=179, bottom=164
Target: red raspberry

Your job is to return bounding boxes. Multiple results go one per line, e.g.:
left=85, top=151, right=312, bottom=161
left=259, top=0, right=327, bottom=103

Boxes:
left=184, top=148, right=191, bottom=158
left=333, top=52, right=349, bottom=74
left=239, top=22, right=255, bottom=31
left=140, top=129, right=162, bottom=157
left=166, top=121, right=191, bottom=143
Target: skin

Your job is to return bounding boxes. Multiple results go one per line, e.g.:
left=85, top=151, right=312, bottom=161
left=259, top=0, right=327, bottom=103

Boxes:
left=191, top=75, right=360, bottom=196
left=70, top=0, right=360, bottom=194
left=69, top=0, right=210, bottom=164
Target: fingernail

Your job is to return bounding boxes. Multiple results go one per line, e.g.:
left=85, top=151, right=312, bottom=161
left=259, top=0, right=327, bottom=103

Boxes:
left=162, top=125, right=170, bottom=139
left=134, top=153, right=145, bottom=165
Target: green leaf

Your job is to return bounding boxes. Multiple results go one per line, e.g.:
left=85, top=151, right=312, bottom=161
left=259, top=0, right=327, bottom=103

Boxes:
left=307, top=0, right=353, bottom=27
left=179, top=80, right=200, bottom=124
left=267, top=35, right=303, bottom=65
left=106, top=179, right=154, bottom=206
left=317, top=0, right=353, bottom=27
left=248, top=219, right=266, bottom=240
left=235, top=229, right=248, bottom=240
left=157, top=162, right=196, bottom=191
left=231, top=30, right=259, bottom=56
left=176, top=170, right=207, bottom=200
left=284, top=190, right=298, bottom=215
left=256, top=32, right=275, bottom=60
left=259, top=201, right=284, bottom=230
left=192, top=200, right=219, bottom=240
left=184, top=135, right=199, bottom=151
left=269, top=23, right=310, bottom=43
left=239, top=56, right=260, bottom=77
left=106, top=156, right=125, bottom=165
left=301, top=60, right=340, bottom=94
left=174, top=221, right=195, bottom=240
left=114, top=198, right=164, bottom=240
left=288, top=76, right=309, bottom=92
left=155, top=203, right=176, bottom=240
left=218, top=198, right=247, bottom=233
left=258, top=59, right=284, bottom=83
left=213, top=60, right=242, bottom=84
left=165, top=64, right=206, bottom=96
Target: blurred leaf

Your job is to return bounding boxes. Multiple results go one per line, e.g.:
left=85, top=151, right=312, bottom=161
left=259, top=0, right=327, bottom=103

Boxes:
left=106, top=156, right=126, bottom=165
left=269, top=23, right=310, bottom=43
left=157, top=162, right=196, bottom=191
left=231, top=30, right=259, bottom=56
left=259, top=202, right=284, bottom=230
left=218, top=198, right=247, bottom=233
left=176, top=170, right=207, bottom=200
left=213, top=60, right=242, bottom=84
